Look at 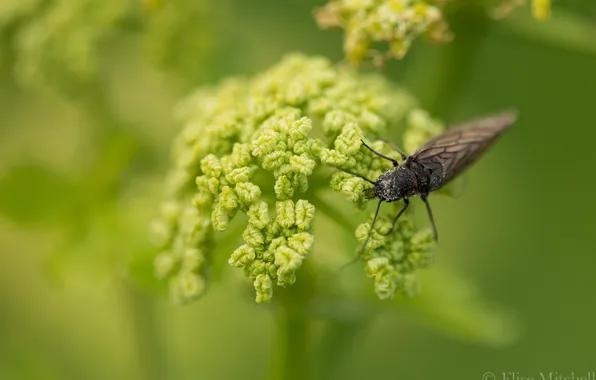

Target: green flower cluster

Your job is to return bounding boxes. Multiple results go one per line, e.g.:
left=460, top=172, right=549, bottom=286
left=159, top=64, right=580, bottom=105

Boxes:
left=153, top=54, right=440, bottom=303
left=229, top=199, right=316, bottom=303
left=315, top=0, right=452, bottom=65
left=11, top=0, right=133, bottom=92
left=1, top=0, right=218, bottom=93
left=361, top=213, right=435, bottom=299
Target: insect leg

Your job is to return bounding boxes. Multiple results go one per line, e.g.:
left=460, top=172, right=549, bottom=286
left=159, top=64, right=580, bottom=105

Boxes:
left=389, top=198, right=409, bottom=233
left=361, top=139, right=399, bottom=167
left=421, top=195, right=439, bottom=242
left=378, top=137, right=407, bottom=161
left=341, top=198, right=383, bottom=268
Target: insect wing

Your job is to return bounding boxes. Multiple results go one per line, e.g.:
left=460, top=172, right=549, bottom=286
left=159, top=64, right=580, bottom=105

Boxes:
left=410, top=111, right=517, bottom=187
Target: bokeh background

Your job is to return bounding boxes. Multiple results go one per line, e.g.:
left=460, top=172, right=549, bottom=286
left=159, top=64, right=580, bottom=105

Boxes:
left=1, top=1, right=596, bottom=379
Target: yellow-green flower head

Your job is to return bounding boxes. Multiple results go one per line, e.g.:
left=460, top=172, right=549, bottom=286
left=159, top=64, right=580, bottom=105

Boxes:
left=315, top=0, right=452, bottom=64
left=315, top=0, right=554, bottom=64
left=153, top=54, right=441, bottom=303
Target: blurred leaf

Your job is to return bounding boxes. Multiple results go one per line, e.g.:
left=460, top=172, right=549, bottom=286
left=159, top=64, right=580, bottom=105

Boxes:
left=400, top=268, right=520, bottom=347
left=0, top=345, right=63, bottom=380
left=0, top=164, right=79, bottom=226
left=312, top=266, right=519, bottom=348
left=44, top=211, right=128, bottom=291
left=79, top=131, right=144, bottom=200
left=43, top=173, right=165, bottom=294
left=502, top=9, right=596, bottom=56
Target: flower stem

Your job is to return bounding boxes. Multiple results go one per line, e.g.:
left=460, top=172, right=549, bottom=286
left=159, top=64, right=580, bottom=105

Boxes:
left=308, top=193, right=360, bottom=234
left=270, top=264, right=316, bottom=380
left=271, top=304, right=311, bottom=380
left=315, top=318, right=370, bottom=379
left=123, top=283, right=166, bottom=380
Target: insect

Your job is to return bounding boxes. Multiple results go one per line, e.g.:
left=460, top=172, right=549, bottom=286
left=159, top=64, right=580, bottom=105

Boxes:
left=341, top=110, right=518, bottom=264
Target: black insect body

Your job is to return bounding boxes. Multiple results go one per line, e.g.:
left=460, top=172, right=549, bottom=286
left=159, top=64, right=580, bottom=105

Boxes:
left=345, top=111, right=518, bottom=264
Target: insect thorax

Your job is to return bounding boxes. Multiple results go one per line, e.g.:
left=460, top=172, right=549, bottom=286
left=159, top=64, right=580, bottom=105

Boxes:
left=405, top=160, right=443, bottom=193
left=374, top=167, right=419, bottom=202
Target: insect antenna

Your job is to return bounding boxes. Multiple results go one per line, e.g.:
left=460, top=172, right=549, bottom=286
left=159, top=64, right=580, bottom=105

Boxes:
left=421, top=196, right=438, bottom=242
left=330, top=166, right=376, bottom=185
left=378, top=137, right=407, bottom=161
left=361, top=139, right=399, bottom=167
left=341, top=198, right=383, bottom=268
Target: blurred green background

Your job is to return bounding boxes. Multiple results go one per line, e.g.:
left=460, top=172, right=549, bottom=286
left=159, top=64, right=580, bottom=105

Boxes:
left=1, top=0, right=596, bottom=379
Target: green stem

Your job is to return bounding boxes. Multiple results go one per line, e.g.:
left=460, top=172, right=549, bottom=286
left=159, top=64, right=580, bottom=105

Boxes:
left=308, top=193, right=360, bottom=234
left=270, top=263, right=316, bottom=380
left=124, top=284, right=166, bottom=380
left=271, top=303, right=311, bottom=380
left=314, top=319, right=369, bottom=380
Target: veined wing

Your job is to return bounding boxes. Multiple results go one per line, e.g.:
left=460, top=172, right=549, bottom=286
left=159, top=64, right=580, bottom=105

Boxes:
left=410, top=111, right=517, bottom=187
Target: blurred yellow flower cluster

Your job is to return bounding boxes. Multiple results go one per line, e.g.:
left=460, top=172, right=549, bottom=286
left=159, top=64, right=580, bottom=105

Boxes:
left=493, top=0, right=551, bottom=21
left=315, top=0, right=452, bottom=65
left=531, top=0, right=551, bottom=20
left=0, top=0, right=220, bottom=94
left=315, top=0, right=552, bottom=65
